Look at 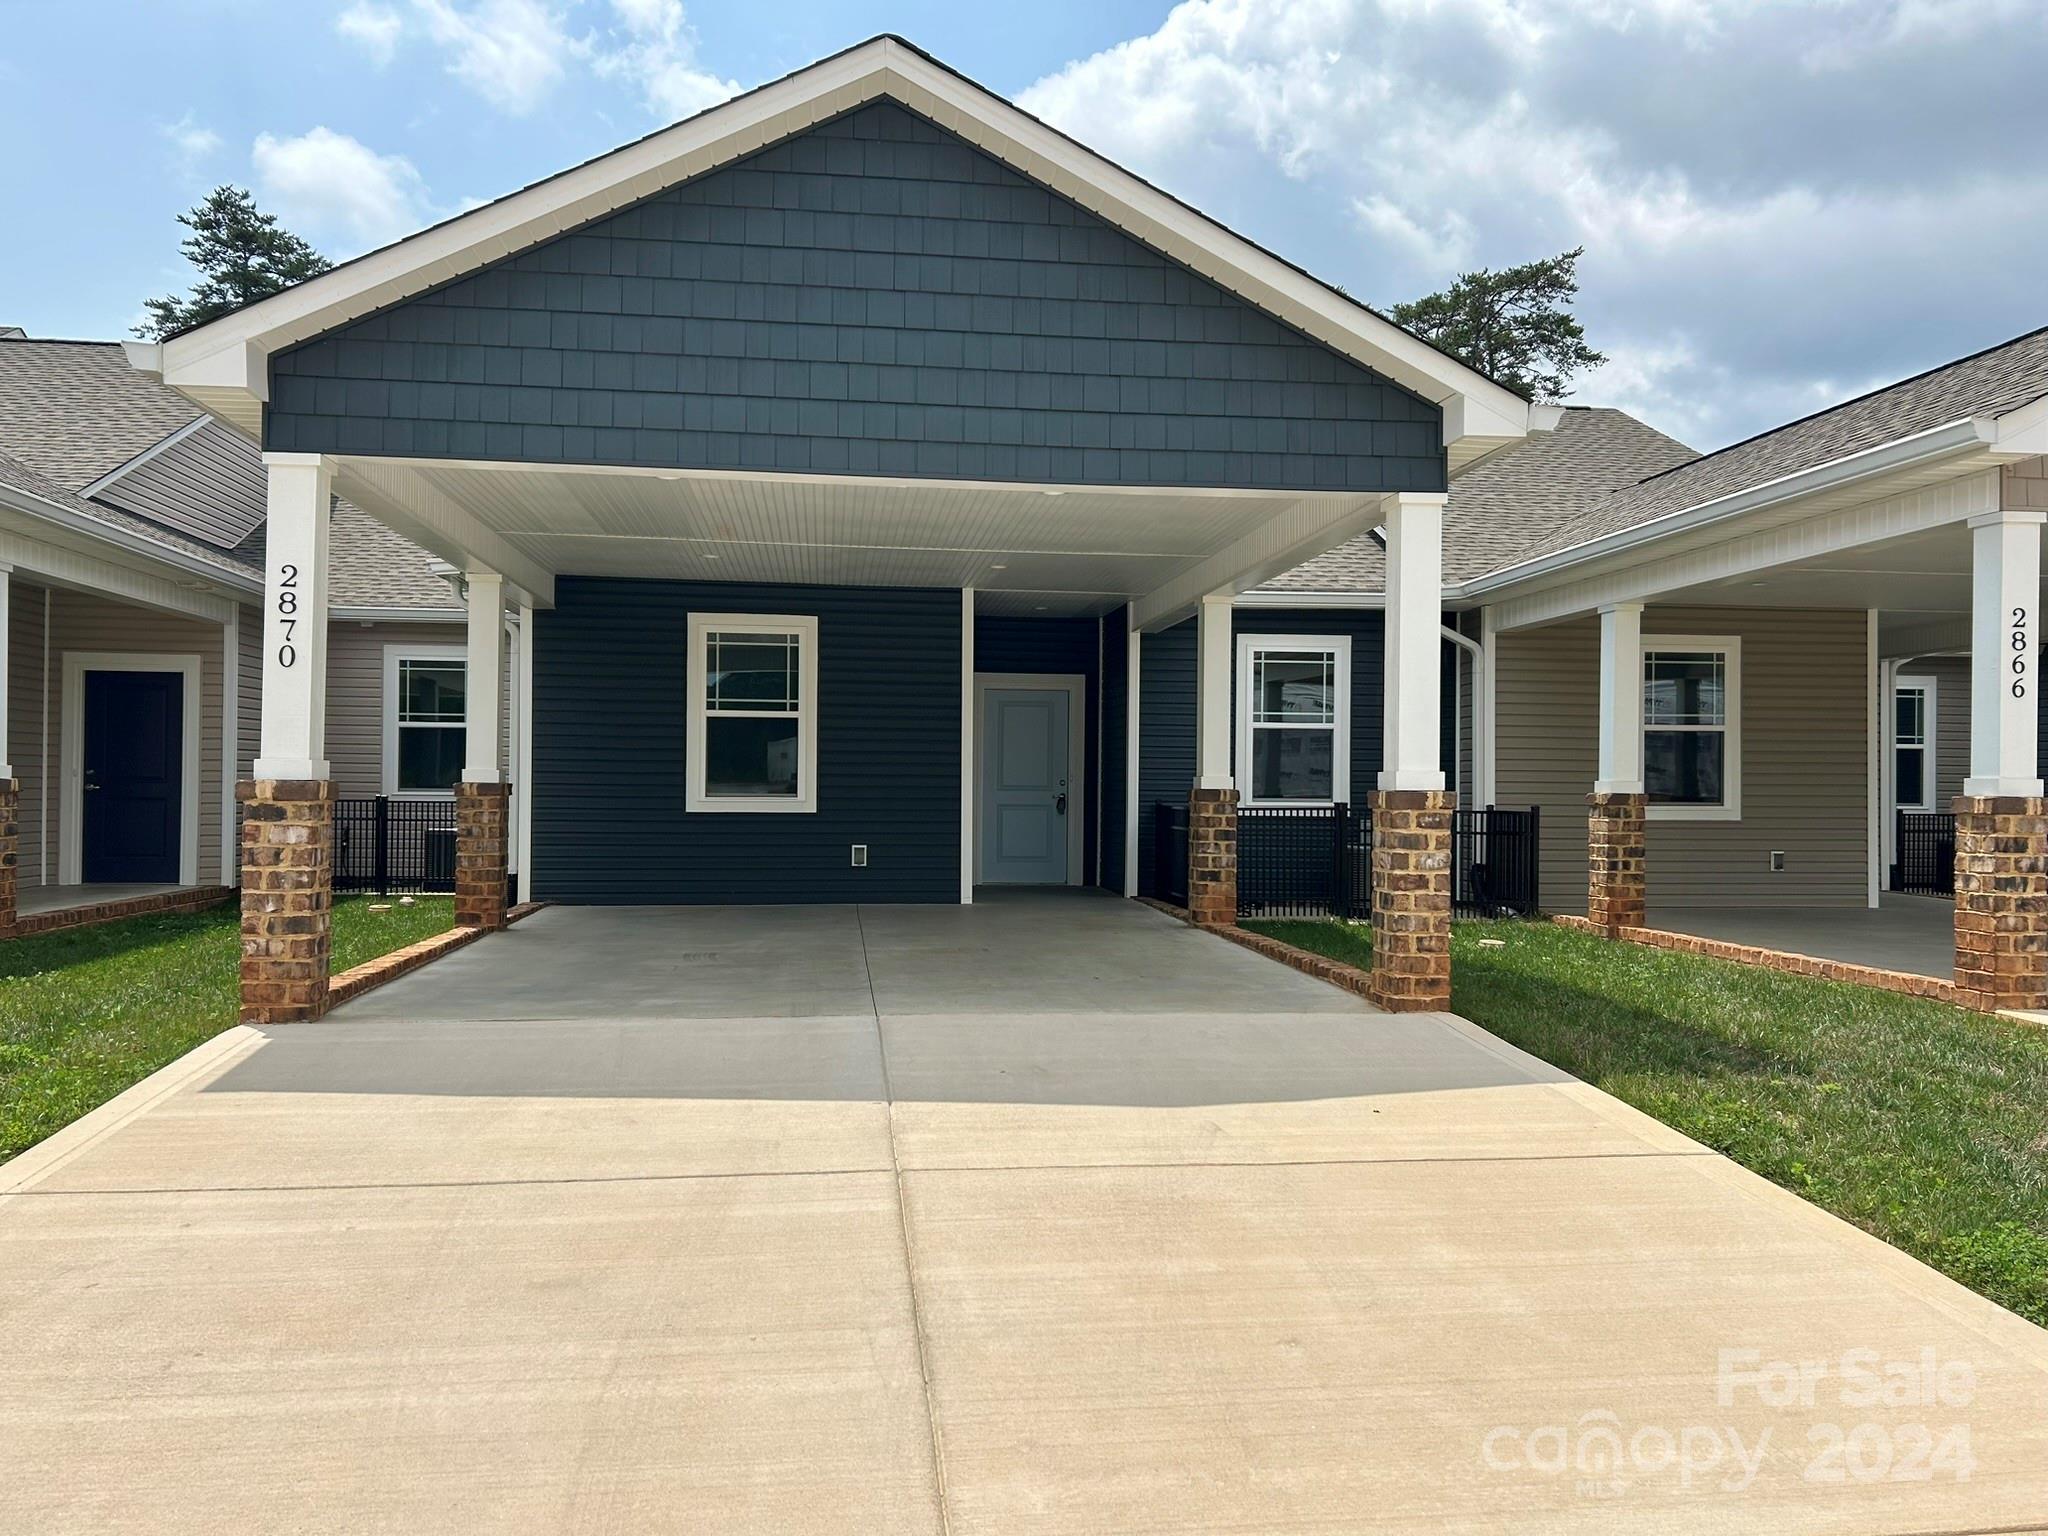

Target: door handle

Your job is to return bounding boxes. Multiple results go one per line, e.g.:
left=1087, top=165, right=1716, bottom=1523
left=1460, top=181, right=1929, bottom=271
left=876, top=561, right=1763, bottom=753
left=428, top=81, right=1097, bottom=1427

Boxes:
left=1054, top=792, right=1067, bottom=815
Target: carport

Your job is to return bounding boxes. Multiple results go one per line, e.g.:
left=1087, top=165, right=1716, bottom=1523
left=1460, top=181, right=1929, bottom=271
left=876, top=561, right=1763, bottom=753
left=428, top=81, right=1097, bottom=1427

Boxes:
left=7, top=895, right=2048, bottom=1533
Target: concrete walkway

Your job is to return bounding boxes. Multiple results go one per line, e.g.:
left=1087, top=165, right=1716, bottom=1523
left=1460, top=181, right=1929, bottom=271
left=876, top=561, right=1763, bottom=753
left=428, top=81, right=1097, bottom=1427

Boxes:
left=4, top=893, right=2046, bottom=1533
left=1653, top=894, right=1957, bottom=980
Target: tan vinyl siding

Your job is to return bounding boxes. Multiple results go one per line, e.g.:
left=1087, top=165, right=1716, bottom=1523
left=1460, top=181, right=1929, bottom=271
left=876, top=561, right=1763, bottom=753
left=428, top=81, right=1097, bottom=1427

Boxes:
left=11, top=582, right=49, bottom=887
left=44, top=588, right=228, bottom=886
left=1496, top=606, right=1871, bottom=911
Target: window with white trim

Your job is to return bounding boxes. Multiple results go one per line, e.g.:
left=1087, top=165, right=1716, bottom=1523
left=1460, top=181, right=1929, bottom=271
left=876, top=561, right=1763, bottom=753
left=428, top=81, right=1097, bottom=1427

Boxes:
left=1236, top=633, right=1350, bottom=805
left=1893, top=677, right=1936, bottom=812
left=1643, top=638, right=1740, bottom=818
left=687, top=613, right=818, bottom=813
left=383, top=646, right=466, bottom=796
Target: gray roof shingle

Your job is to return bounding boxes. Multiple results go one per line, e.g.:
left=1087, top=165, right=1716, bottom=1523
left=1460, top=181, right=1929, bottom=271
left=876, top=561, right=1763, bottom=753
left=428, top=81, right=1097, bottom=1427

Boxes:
left=1262, top=406, right=1697, bottom=593
left=1516, top=325, right=2048, bottom=570
left=0, top=336, right=455, bottom=612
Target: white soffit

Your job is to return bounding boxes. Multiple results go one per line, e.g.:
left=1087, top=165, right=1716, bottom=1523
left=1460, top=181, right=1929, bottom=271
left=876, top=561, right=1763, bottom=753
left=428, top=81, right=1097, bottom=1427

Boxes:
left=337, top=455, right=1354, bottom=617
left=145, top=36, right=1528, bottom=454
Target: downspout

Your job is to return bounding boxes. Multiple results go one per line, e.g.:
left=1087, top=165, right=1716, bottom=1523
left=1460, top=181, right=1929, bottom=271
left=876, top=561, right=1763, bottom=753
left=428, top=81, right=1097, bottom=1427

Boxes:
left=1442, top=621, right=1483, bottom=805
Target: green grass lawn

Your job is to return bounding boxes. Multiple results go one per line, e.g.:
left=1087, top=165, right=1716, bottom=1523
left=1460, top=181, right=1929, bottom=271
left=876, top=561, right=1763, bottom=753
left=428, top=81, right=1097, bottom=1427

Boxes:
left=1246, top=916, right=2048, bottom=1326
left=0, top=897, right=456, bottom=1163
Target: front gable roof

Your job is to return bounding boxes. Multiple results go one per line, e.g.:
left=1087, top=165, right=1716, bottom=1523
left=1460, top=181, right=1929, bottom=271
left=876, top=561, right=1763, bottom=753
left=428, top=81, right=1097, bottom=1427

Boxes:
left=137, top=35, right=1536, bottom=472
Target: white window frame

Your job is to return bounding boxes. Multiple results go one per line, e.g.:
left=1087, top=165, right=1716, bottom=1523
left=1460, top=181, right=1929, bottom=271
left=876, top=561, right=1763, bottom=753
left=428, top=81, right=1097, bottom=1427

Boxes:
left=382, top=643, right=467, bottom=799
left=1234, top=632, right=1351, bottom=808
left=687, top=612, right=819, bottom=814
left=1892, top=674, right=1938, bottom=814
left=1643, top=635, right=1742, bottom=822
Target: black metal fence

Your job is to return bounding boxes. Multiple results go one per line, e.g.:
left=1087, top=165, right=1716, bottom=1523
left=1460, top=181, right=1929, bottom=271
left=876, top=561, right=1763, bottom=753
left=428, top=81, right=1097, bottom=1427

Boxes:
left=334, top=796, right=458, bottom=894
left=1153, top=800, right=1543, bottom=921
left=1891, top=810, right=1955, bottom=897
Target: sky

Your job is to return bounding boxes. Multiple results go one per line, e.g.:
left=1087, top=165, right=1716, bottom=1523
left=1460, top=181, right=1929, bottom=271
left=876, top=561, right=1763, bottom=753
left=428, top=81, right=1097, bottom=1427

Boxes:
left=3, top=0, right=2042, bottom=451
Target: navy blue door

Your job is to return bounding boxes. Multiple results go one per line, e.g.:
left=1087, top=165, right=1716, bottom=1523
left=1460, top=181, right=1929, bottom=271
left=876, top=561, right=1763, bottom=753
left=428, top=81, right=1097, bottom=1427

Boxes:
left=82, top=670, right=183, bottom=884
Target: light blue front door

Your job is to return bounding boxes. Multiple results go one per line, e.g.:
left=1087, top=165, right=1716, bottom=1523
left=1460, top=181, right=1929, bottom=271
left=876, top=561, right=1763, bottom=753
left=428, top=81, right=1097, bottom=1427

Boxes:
left=981, top=688, right=1071, bottom=885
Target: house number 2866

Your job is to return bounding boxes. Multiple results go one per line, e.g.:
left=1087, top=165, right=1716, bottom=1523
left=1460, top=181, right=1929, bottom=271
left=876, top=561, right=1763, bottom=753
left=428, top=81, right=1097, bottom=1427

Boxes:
left=2013, top=606, right=2030, bottom=699
left=276, top=563, right=299, bottom=668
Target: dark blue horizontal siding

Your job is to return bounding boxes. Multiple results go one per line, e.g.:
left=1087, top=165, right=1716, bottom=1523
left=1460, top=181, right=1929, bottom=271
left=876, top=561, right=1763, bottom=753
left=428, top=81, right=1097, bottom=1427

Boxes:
left=1136, top=619, right=1196, bottom=897
left=532, top=576, right=960, bottom=902
left=975, top=614, right=1100, bottom=881
left=267, top=101, right=1445, bottom=495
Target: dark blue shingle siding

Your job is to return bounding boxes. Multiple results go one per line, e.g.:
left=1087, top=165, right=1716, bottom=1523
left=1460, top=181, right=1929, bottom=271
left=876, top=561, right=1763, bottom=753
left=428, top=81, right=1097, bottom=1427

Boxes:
left=267, top=101, right=1444, bottom=494
left=532, top=576, right=961, bottom=903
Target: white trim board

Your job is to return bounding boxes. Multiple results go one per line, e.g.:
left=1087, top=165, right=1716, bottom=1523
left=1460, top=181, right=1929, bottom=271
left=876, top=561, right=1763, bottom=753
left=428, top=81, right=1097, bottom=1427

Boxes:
left=684, top=612, right=821, bottom=814
left=1643, top=634, right=1743, bottom=823
left=381, top=642, right=467, bottom=799
left=972, top=671, right=1087, bottom=887
left=58, top=652, right=204, bottom=888
left=1233, top=631, right=1352, bottom=808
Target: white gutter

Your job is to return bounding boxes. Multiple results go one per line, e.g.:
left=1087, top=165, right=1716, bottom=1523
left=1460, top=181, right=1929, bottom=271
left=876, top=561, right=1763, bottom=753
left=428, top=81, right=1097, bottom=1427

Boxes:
left=1233, top=589, right=1385, bottom=609
left=1458, top=415, right=1998, bottom=601
left=0, top=478, right=262, bottom=597
left=330, top=605, right=464, bottom=624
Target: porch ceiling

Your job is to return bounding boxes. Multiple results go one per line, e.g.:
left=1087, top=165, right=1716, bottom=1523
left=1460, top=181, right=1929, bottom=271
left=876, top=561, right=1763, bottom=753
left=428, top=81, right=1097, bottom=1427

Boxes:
left=331, top=455, right=1379, bottom=619
left=1655, top=521, right=2008, bottom=615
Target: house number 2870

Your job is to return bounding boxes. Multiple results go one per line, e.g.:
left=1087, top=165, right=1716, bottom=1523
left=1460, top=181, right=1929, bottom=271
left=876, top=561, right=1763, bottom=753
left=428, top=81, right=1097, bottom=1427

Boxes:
left=2013, top=606, right=2030, bottom=700
left=276, top=563, right=300, bottom=668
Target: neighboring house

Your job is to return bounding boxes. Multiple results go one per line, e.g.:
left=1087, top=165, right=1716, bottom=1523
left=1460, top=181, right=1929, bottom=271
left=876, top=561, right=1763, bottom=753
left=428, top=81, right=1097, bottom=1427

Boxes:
left=0, top=333, right=504, bottom=932
left=126, top=33, right=2048, bottom=1022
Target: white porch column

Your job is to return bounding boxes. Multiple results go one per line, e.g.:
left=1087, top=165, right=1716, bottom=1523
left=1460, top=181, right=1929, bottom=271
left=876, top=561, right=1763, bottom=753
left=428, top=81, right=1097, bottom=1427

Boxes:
left=462, top=571, right=506, bottom=783
left=253, top=453, right=333, bottom=780
left=1195, top=592, right=1233, bottom=790
left=1965, top=508, right=2046, bottom=796
left=1380, top=491, right=1448, bottom=792
left=1595, top=602, right=1646, bottom=794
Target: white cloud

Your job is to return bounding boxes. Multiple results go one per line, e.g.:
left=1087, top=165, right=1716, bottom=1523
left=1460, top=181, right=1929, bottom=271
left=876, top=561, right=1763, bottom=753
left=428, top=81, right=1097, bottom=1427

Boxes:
left=591, top=0, right=741, bottom=121
left=336, top=1, right=404, bottom=66
left=1020, top=0, right=2048, bottom=443
left=160, top=114, right=222, bottom=172
left=252, top=127, right=434, bottom=251
left=412, top=0, right=573, bottom=115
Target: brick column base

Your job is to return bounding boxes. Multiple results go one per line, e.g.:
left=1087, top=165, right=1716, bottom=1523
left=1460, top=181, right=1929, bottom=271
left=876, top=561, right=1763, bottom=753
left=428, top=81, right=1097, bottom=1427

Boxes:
left=1953, top=794, right=2048, bottom=1013
left=1369, top=789, right=1453, bottom=1012
left=456, top=781, right=511, bottom=932
left=1588, top=791, right=1648, bottom=937
left=0, top=778, right=18, bottom=940
left=239, top=779, right=334, bottom=1024
left=1187, top=786, right=1238, bottom=927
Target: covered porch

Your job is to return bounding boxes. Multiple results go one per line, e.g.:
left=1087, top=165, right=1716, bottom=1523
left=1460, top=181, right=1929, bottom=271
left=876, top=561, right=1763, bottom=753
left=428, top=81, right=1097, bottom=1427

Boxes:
left=1473, top=431, right=2048, bottom=1011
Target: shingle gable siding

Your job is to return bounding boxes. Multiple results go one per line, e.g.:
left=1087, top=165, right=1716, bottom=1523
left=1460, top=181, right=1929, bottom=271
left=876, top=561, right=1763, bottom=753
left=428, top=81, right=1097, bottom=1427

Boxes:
left=266, top=101, right=1444, bottom=494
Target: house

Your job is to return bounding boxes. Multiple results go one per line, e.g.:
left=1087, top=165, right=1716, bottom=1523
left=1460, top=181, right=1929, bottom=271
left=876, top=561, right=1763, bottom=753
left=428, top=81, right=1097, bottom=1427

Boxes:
left=121, top=33, right=2048, bottom=1026
left=0, top=332, right=509, bottom=934
left=125, top=34, right=1548, bottom=1021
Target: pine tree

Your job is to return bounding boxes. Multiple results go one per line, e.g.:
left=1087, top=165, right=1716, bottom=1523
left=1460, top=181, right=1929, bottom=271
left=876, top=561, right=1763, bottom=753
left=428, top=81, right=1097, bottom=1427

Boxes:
left=1390, top=247, right=1605, bottom=401
left=136, top=187, right=333, bottom=339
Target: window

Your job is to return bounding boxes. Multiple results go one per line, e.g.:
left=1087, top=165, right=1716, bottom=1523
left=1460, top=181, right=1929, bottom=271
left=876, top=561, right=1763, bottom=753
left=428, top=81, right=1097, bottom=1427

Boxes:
left=1236, top=634, right=1350, bottom=805
left=1643, top=638, right=1740, bottom=820
left=382, top=646, right=467, bottom=796
left=687, top=613, right=818, bottom=813
left=1893, top=677, right=1936, bottom=812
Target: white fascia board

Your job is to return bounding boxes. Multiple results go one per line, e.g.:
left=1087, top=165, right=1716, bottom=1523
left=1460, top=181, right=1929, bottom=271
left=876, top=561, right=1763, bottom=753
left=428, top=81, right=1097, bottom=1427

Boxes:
left=1233, top=589, right=1385, bottom=609
left=1460, top=415, right=1999, bottom=604
left=1988, top=391, right=2048, bottom=458
left=329, top=605, right=465, bottom=624
left=149, top=37, right=1529, bottom=456
left=0, top=483, right=258, bottom=608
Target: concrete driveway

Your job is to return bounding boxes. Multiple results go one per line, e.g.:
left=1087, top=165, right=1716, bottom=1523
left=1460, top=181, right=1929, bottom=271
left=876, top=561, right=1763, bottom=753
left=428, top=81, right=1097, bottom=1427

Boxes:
left=4, top=892, right=2047, bottom=1533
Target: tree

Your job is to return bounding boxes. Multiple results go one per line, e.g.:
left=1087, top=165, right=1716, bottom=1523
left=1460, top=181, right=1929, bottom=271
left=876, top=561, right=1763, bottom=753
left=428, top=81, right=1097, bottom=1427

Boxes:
left=1389, top=246, right=1605, bottom=401
left=136, top=187, right=332, bottom=339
